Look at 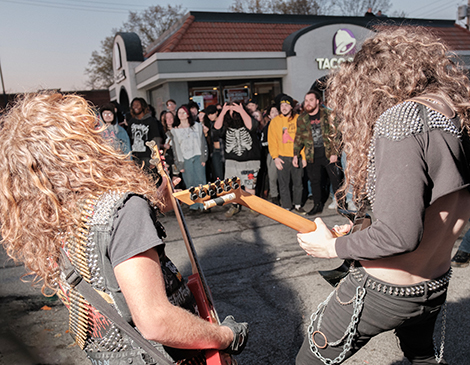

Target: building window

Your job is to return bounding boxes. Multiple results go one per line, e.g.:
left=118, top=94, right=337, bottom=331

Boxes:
left=189, top=78, right=281, bottom=111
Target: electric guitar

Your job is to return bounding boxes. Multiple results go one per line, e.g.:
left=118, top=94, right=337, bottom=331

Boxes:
left=146, top=141, right=228, bottom=365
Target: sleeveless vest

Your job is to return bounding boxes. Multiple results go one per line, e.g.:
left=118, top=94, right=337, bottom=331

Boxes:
left=58, top=191, right=201, bottom=364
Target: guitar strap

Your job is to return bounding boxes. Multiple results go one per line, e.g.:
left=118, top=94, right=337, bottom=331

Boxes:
left=407, top=94, right=455, bottom=119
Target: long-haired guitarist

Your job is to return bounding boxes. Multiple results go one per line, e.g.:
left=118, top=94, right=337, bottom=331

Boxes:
left=0, top=92, right=248, bottom=365
left=296, top=28, right=470, bottom=364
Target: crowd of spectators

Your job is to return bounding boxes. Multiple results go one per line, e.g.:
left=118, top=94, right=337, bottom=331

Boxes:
left=96, top=91, right=351, bottom=216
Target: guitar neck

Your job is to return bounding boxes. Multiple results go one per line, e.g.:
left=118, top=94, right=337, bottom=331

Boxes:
left=237, top=192, right=317, bottom=233
left=173, top=185, right=317, bottom=234
left=147, top=141, right=218, bottom=321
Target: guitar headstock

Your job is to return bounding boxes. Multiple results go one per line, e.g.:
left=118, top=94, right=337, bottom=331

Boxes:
left=145, top=140, right=166, bottom=177
left=145, top=140, right=161, bottom=165
left=173, top=177, right=242, bottom=207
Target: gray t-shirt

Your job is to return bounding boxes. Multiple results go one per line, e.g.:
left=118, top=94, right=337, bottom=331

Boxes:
left=108, top=195, right=163, bottom=268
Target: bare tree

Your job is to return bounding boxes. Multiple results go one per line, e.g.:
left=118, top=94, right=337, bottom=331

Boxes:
left=122, top=4, right=184, bottom=49
left=230, top=0, right=394, bottom=16
left=230, top=0, right=334, bottom=15
left=85, top=34, right=116, bottom=89
left=85, top=4, right=185, bottom=89
left=230, top=0, right=273, bottom=13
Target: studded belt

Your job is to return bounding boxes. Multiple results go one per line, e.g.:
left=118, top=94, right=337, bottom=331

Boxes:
left=86, top=349, right=150, bottom=364
left=349, top=263, right=451, bottom=297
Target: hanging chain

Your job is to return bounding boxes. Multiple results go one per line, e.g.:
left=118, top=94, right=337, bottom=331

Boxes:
left=434, top=300, right=447, bottom=363
left=307, top=286, right=366, bottom=365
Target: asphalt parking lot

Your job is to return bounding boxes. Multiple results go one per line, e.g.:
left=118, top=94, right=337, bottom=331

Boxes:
left=1, top=197, right=470, bottom=365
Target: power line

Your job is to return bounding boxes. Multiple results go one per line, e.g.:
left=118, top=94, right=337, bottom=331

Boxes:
left=419, top=1, right=458, bottom=19
left=61, top=0, right=152, bottom=8
left=0, top=0, right=137, bottom=14
left=0, top=0, right=230, bottom=13
left=405, top=0, right=446, bottom=16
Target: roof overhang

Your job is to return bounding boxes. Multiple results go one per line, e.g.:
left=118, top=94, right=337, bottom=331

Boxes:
left=135, top=52, right=287, bottom=90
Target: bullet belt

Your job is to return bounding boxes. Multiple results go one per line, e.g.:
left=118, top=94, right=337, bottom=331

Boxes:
left=349, top=264, right=452, bottom=297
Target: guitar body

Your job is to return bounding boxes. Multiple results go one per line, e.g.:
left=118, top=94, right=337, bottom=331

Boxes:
left=187, top=274, right=224, bottom=365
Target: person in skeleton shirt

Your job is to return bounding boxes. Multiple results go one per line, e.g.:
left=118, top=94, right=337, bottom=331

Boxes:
left=127, top=97, right=162, bottom=170
left=213, top=102, right=261, bottom=217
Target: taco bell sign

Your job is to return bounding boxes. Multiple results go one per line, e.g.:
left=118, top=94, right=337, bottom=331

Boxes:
left=316, top=28, right=356, bottom=70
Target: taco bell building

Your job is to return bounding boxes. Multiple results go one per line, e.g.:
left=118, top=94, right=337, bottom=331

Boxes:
left=109, top=11, right=470, bottom=113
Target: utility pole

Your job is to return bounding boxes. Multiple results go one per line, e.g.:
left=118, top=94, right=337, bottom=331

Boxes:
left=0, top=59, right=7, bottom=109
left=468, top=0, right=470, bottom=29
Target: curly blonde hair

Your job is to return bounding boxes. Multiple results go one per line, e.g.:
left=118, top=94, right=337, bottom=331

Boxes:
left=0, top=92, right=163, bottom=293
left=327, top=27, right=470, bottom=205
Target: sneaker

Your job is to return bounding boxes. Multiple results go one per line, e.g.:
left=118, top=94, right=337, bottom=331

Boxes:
left=293, top=207, right=307, bottom=215
left=250, top=209, right=260, bottom=217
left=328, top=199, right=337, bottom=210
left=451, top=250, right=470, bottom=268
left=225, top=204, right=241, bottom=218
left=307, top=203, right=323, bottom=216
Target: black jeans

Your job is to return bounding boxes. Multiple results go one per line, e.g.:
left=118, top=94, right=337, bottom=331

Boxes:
left=306, top=156, right=341, bottom=206
left=296, top=264, right=449, bottom=365
left=277, top=156, right=303, bottom=208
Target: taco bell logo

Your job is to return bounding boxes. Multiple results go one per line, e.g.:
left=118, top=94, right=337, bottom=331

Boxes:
left=333, top=29, right=357, bottom=56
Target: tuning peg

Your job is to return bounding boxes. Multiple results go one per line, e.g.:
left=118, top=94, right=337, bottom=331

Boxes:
left=207, top=183, right=217, bottom=197
left=189, top=187, right=198, bottom=201
left=198, top=184, right=207, bottom=198
left=223, top=178, right=231, bottom=192
left=231, top=177, right=240, bottom=190
left=214, top=179, right=224, bottom=194
left=145, top=140, right=156, bottom=149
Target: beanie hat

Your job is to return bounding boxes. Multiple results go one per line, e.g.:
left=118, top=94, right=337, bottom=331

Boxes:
left=100, top=103, right=116, bottom=124
left=279, top=95, right=293, bottom=106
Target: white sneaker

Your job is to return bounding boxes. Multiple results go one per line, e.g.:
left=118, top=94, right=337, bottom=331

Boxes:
left=328, top=199, right=337, bottom=210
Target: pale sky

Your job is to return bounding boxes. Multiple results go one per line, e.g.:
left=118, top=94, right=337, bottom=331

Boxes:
left=0, top=0, right=464, bottom=93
